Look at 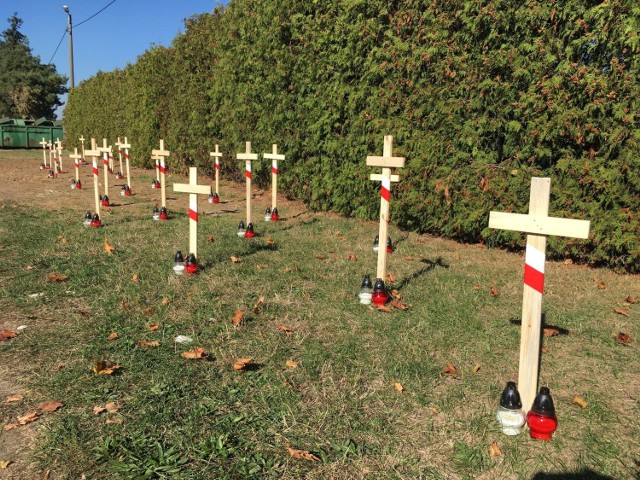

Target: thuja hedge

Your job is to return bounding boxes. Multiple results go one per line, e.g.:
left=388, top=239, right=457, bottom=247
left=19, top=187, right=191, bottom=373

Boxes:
left=64, top=0, right=640, bottom=272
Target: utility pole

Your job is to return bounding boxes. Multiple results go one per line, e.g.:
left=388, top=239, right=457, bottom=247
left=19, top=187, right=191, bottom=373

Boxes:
left=63, top=5, right=74, bottom=89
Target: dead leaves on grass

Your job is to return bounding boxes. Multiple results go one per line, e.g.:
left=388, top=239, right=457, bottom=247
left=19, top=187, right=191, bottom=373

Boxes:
left=230, top=256, right=242, bottom=264
left=93, top=402, right=120, bottom=415
left=614, top=332, right=632, bottom=345
left=253, top=295, right=265, bottom=313
left=4, top=394, right=23, bottom=403
left=103, top=239, right=116, bottom=254
left=392, top=381, right=404, bottom=393
left=285, top=360, right=298, bottom=369
left=572, top=395, right=588, bottom=409
left=107, top=332, right=119, bottom=341
left=37, top=400, right=63, bottom=413
left=231, top=310, right=244, bottom=327
left=543, top=326, right=561, bottom=337
left=613, top=307, right=630, bottom=317
left=489, top=442, right=502, bottom=458
left=4, top=401, right=63, bottom=431
left=138, top=340, right=160, bottom=348
left=277, top=323, right=293, bottom=335
left=47, top=273, right=69, bottom=282
left=489, top=286, right=500, bottom=297
left=93, top=361, right=121, bottom=375
left=287, top=447, right=320, bottom=462
left=0, top=330, right=16, bottom=341
left=233, top=357, right=253, bottom=371
left=181, top=347, right=208, bottom=359
left=443, top=362, right=459, bottom=377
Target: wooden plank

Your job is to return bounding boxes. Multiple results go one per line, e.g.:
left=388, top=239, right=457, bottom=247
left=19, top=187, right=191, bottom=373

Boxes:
left=263, top=153, right=285, bottom=161
left=173, top=184, right=212, bottom=195
left=237, top=153, right=259, bottom=160
left=488, top=212, right=590, bottom=239
left=366, top=155, right=406, bottom=168
left=370, top=174, right=400, bottom=182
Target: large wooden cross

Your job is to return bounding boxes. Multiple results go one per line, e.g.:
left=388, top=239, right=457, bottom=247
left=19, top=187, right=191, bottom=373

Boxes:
left=172, top=167, right=212, bottom=260
left=39, top=138, right=48, bottom=167
left=237, top=142, right=259, bottom=226
left=85, top=138, right=101, bottom=215
left=209, top=144, right=223, bottom=196
left=152, top=140, right=170, bottom=208
left=489, top=177, right=590, bottom=409
left=115, top=137, right=124, bottom=175
left=69, top=148, right=82, bottom=183
left=55, top=139, right=63, bottom=172
left=367, top=135, right=405, bottom=282
left=119, top=137, right=132, bottom=189
left=263, top=144, right=285, bottom=212
left=97, top=139, right=111, bottom=197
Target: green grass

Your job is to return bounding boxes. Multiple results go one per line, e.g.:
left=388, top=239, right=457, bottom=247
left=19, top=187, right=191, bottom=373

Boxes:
left=0, top=166, right=639, bottom=479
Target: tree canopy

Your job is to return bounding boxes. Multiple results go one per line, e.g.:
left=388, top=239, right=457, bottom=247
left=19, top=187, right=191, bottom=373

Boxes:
left=0, top=14, right=67, bottom=119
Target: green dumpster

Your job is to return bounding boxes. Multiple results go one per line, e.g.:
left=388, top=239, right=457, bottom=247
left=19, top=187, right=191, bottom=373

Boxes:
left=0, top=117, right=63, bottom=148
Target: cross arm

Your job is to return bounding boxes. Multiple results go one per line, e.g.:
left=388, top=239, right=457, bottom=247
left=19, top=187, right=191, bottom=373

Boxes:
left=237, top=153, right=259, bottom=161
left=366, top=156, right=406, bottom=168
left=370, top=173, right=400, bottom=182
left=173, top=184, right=212, bottom=195
left=152, top=149, right=170, bottom=157
left=489, top=212, right=591, bottom=239
left=119, top=142, right=131, bottom=149
left=84, top=149, right=100, bottom=157
left=263, top=153, right=285, bottom=161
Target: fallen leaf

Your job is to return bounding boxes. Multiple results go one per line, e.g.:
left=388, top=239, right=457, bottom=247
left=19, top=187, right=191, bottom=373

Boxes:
left=103, top=239, right=115, bottom=254
left=614, top=332, right=632, bottom=345
left=93, top=401, right=120, bottom=415
left=182, top=347, right=208, bottom=359
left=392, top=381, right=404, bottom=393
left=564, top=259, right=573, bottom=265
left=253, top=295, right=265, bottom=313
left=93, top=361, right=121, bottom=375
left=233, top=357, right=253, bottom=371
left=386, top=272, right=397, bottom=283
left=597, top=281, right=606, bottom=290
left=473, top=364, right=481, bottom=373
left=543, top=326, right=560, bottom=337
left=4, top=411, right=39, bottom=430
left=346, top=254, right=357, bottom=261
left=0, top=331, right=17, bottom=342
left=285, top=360, right=298, bottom=369
left=206, top=235, right=214, bottom=244
left=5, top=394, right=23, bottom=403
left=107, top=332, right=119, bottom=341
left=390, top=289, right=402, bottom=300
left=572, top=395, right=588, bottom=409
left=0, top=460, right=12, bottom=469
left=131, top=274, right=139, bottom=283
left=443, top=362, right=459, bottom=377
left=38, top=400, right=63, bottom=413
left=541, top=345, right=549, bottom=353
left=230, top=256, right=242, bottom=263
left=315, top=255, right=327, bottom=260
left=625, top=295, right=637, bottom=304
left=231, top=310, right=244, bottom=326
left=138, top=340, right=160, bottom=348
left=287, top=447, right=320, bottom=462
left=390, top=299, right=408, bottom=310
left=48, top=273, right=69, bottom=282
left=265, top=237, right=275, bottom=245
left=148, top=323, right=159, bottom=331
left=613, top=307, right=630, bottom=317
left=376, top=304, right=393, bottom=313
left=144, top=307, right=155, bottom=315
left=161, top=297, right=171, bottom=305
left=479, top=177, right=489, bottom=193
left=489, top=286, right=500, bottom=297
left=489, top=442, right=502, bottom=458
left=93, top=405, right=106, bottom=415
left=277, top=323, right=293, bottom=335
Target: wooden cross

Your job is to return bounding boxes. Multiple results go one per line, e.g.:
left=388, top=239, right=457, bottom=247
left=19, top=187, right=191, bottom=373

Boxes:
left=69, top=148, right=82, bottom=183
left=85, top=138, right=101, bottom=214
left=55, top=139, right=63, bottom=172
left=79, top=135, right=85, bottom=162
left=97, top=139, right=111, bottom=197
left=152, top=140, right=170, bottom=207
left=39, top=138, right=48, bottom=167
left=263, top=144, right=285, bottom=211
left=115, top=137, right=124, bottom=174
left=237, top=142, right=259, bottom=225
left=367, top=135, right=405, bottom=282
left=119, top=137, right=132, bottom=188
left=48, top=141, right=53, bottom=168
left=172, top=167, right=212, bottom=260
left=488, top=177, right=590, bottom=410
left=209, top=144, right=223, bottom=195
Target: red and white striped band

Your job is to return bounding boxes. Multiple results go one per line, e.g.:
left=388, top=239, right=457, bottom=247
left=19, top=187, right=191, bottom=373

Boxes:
left=246, top=161, right=252, bottom=179
left=188, top=209, right=198, bottom=222
left=524, top=244, right=545, bottom=294
left=381, top=176, right=391, bottom=202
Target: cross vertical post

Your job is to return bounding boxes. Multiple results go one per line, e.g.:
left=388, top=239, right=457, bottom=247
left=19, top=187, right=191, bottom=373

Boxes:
left=172, top=167, right=212, bottom=260
left=39, top=138, right=48, bottom=167
left=488, top=177, right=590, bottom=409
left=48, top=141, right=53, bottom=169
left=79, top=135, right=85, bottom=163
left=152, top=140, right=170, bottom=209
left=85, top=138, right=101, bottom=215
left=263, top=144, right=285, bottom=211
left=55, top=139, right=63, bottom=172
left=69, top=148, right=82, bottom=183
left=367, top=135, right=405, bottom=282
left=209, top=144, right=223, bottom=196
left=237, top=142, right=258, bottom=226
left=120, top=137, right=132, bottom=189
left=97, top=139, right=111, bottom=197
left=115, top=137, right=124, bottom=175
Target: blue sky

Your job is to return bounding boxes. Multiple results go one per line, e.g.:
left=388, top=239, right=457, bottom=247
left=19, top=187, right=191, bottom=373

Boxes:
left=2, top=0, right=227, bottom=117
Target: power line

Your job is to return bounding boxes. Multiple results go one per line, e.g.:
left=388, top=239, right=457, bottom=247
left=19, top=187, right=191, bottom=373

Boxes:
left=48, top=30, right=67, bottom=64
left=75, top=0, right=118, bottom=28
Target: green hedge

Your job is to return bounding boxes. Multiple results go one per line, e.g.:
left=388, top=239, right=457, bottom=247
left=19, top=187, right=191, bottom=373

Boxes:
left=64, top=0, right=640, bottom=272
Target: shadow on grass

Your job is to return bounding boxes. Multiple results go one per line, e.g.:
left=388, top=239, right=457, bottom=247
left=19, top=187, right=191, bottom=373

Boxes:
left=273, top=217, right=319, bottom=232
left=509, top=313, right=570, bottom=336
left=531, top=469, right=614, bottom=479
left=397, top=257, right=449, bottom=289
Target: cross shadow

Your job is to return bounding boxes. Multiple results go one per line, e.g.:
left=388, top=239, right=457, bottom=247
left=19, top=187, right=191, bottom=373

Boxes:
left=273, top=217, right=319, bottom=232
left=531, top=469, right=614, bottom=479
left=509, top=313, right=570, bottom=336
left=396, top=257, right=449, bottom=289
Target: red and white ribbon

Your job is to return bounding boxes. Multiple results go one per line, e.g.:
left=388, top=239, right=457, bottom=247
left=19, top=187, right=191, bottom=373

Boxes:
left=272, top=160, right=278, bottom=175
left=246, top=161, right=252, bottom=179
left=103, top=154, right=108, bottom=166
left=159, top=160, right=166, bottom=175
left=524, top=243, right=545, bottom=294
left=381, top=175, right=391, bottom=202
left=124, top=152, right=129, bottom=161
left=93, top=160, right=99, bottom=176
left=215, top=159, right=220, bottom=170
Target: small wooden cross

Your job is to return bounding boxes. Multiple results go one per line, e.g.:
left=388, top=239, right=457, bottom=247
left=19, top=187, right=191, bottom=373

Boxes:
left=69, top=148, right=83, bottom=183
left=237, top=142, right=259, bottom=225
left=39, top=138, right=48, bottom=167
left=79, top=135, right=85, bottom=162
left=55, top=139, right=63, bottom=171
left=85, top=138, right=101, bottom=214
left=263, top=144, right=285, bottom=211
left=489, top=177, right=590, bottom=410
left=152, top=140, right=170, bottom=207
left=367, top=135, right=405, bottom=282
left=108, top=146, right=114, bottom=171
left=172, top=167, right=212, bottom=260
left=97, top=139, right=111, bottom=197
left=48, top=141, right=53, bottom=167
left=119, top=137, right=132, bottom=188
left=209, top=144, right=223, bottom=195
left=115, top=137, right=124, bottom=174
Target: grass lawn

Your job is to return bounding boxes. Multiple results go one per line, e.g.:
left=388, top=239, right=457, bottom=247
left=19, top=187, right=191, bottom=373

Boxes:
left=0, top=149, right=638, bottom=479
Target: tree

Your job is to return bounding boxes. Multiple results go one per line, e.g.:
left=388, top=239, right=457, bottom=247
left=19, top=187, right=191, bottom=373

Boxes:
left=0, top=14, right=67, bottom=119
